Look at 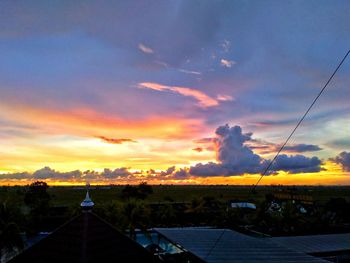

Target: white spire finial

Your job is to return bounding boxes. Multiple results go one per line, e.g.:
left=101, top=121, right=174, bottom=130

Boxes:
left=81, top=182, right=94, bottom=211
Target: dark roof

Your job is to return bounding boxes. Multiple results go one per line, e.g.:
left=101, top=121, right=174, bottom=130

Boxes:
left=156, top=228, right=328, bottom=263
left=10, top=212, right=159, bottom=263
left=271, top=233, right=350, bottom=254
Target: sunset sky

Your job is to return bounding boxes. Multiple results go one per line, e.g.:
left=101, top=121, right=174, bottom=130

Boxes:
left=1, top=1, right=350, bottom=185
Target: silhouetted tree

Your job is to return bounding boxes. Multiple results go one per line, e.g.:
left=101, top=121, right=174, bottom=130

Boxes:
left=121, top=182, right=153, bottom=200
left=24, top=181, right=50, bottom=212
left=123, top=200, right=151, bottom=238
left=24, top=181, right=51, bottom=234
left=137, top=182, right=153, bottom=199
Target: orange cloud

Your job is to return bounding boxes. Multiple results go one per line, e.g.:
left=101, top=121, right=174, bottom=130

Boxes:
left=138, top=82, right=233, bottom=108
left=0, top=103, right=206, bottom=140
left=97, top=136, right=137, bottom=144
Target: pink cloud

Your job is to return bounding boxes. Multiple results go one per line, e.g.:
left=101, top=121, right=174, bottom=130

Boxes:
left=138, top=43, right=154, bottom=54
left=138, top=82, right=233, bottom=108
left=220, top=59, right=236, bottom=68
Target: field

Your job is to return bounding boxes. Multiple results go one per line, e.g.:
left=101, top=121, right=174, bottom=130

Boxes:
left=2, top=185, right=350, bottom=207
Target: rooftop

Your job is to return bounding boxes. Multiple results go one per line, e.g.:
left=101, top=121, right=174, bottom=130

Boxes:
left=271, top=233, right=350, bottom=254
left=9, top=212, right=159, bottom=263
left=156, top=228, right=328, bottom=263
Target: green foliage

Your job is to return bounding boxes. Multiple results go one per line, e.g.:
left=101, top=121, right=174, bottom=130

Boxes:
left=94, top=199, right=151, bottom=238
left=185, top=196, right=224, bottom=226
left=155, top=204, right=176, bottom=226
left=121, top=182, right=153, bottom=200
left=2, top=185, right=350, bottom=237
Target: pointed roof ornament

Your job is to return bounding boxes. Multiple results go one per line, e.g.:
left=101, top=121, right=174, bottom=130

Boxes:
left=81, top=182, right=94, bottom=211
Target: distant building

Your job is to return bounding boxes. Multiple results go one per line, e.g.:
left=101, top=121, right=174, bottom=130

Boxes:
left=229, top=201, right=256, bottom=209
left=273, top=191, right=314, bottom=205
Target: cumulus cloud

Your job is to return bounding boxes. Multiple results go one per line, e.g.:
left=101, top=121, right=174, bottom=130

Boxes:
left=172, top=168, right=189, bottom=179
left=98, top=136, right=137, bottom=144
left=33, top=167, right=81, bottom=179
left=271, top=154, right=322, bottom=174
left=138, top=82, right=233, bottom=108
left=138, top=43, right=154, bottom=54
left=190, top=125, right=266, bottom=176
left=100, top=168, right=132, bottom=178
left=220, top=59, right=236, bottom=68
left=0, top=172, right=31, bottom=180
left=333, top=151, right=350, bottom=171
left=190, top=162, right=228, bottom=177
left=160, top=166, right=176, bottom=176
left=0, top=167, right=133, bottom=181
left=189, top=124, right=323, bottom=177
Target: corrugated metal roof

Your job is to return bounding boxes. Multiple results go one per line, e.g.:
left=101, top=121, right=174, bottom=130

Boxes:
left=271, top=233, right=350, bottom=253
left=156, top=228, right=327, bottom=263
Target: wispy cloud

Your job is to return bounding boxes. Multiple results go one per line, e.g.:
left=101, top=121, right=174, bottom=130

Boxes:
left=220, top=59, right=236, bottom=68
left=178, top=68, right=202, bottom=75
left=97, top=136, right=137, bottom=144
left=138, top=82, right=233, bottom=108
left=221, top=40, right=231, bottom=52
left=138, top=43, right=154, bottom=54
left=217, top=94, right=233, bottom=101
left=193, top=147, right=204, bottom=152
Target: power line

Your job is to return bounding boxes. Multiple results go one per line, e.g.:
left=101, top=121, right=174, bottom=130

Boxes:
left=204, top=229, right=226, bottom=260
left=205, top=50, right=350, bottom=261
left=251, top=49, right=350, bottom=192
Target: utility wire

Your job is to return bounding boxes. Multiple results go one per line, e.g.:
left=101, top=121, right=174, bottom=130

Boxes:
left=205, top=50, right=350, bottom=261
left=204, top=229, right=226, bottom=260
left=251, top=49, right=350, bottom=193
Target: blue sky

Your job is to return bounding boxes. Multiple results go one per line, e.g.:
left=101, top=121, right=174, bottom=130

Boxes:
left=0, top=0, right=350, bottom=184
